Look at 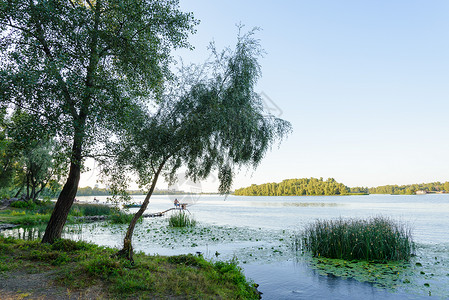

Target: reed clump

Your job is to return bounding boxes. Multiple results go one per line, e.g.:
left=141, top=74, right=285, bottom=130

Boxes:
left=298, top=216, right=414, bottom=261
left=109, top=212, right=135, bottom=224
left=168, top=211, right=196, bottom=228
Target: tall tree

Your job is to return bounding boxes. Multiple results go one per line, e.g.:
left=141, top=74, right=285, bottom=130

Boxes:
left=0, top=0, right=197, bottom=243
left=100, top=30, right=292, bottom=261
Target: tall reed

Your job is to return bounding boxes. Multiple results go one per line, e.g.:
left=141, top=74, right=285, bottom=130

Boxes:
left=168, top=211, right=196, bottom=228
left=298, top=216, right=414, bottom=261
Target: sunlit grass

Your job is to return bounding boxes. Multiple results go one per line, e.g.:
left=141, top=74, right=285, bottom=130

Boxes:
left=297, top=216, right=415, bottom=261
left=0, top=209, right=51, bottom=225
left=0, top=236, right=259, bottom=299
left=0, top=202, right=115, bottom=226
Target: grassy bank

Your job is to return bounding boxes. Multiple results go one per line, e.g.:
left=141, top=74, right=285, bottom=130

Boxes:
left=0, top=202, right=128, bottom=226
left=0, top=237, right=259, bottom=299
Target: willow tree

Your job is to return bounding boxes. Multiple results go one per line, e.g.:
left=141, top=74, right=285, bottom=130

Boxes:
left=0, top=0, right=197, bottom=243
left=101, top=30, right=292, bottom=261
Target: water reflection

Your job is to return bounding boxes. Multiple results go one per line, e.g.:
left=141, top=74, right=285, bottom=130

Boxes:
left=2, top=225, right=46, bottom=241
left=243, top=261, right=422, bottom=300
left=1, top=224, right=86, bottom=241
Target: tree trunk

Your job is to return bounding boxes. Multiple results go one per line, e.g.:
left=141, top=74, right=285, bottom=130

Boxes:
left=26, top=174, right=30, bottom=200
left=42, top=138, right=82, bottom=244
left=14, top=186, right=23, bottom=198
left=114, top=161, right=166, bottom=262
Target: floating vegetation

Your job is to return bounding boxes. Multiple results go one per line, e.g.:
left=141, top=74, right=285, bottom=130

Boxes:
left=304, top=243, right=449, bottom=298
left=168, top=211, right=197, bottom=228
left=308, top=256, right=411, bottom=289
left=298, top=216, right=414, bottom=261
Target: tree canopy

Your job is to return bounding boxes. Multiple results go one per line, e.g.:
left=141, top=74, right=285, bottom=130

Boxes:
left=367, top=182, right=449, bottom=195
left=0, top=109, right=64, bottom=201
left=99, top=29, right=292, bottom=260
left=0, top=0, right=197, bottom=243
left=234, top=177, right=350, bottom=196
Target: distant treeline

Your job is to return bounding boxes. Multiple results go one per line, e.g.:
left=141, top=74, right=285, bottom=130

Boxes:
left=355, top=181, right=449, bottom=195
left=234, top=178, right=449, bottom=196
left=233, top=178, right=350, bottom=196
left=76, top=186, right=193, bottom=196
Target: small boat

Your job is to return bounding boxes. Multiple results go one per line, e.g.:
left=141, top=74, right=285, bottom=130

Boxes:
left=123, top=203, right=142, bottom=208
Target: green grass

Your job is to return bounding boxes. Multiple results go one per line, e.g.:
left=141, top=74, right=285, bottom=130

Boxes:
left=0, top=236, right=259, bottom=299
left=10, top=200, right=37, bottom=210
left=0, top=202, right=118, bottom=226
left=298, top=216, right=415, bottom=261
left=0, top=209, right=52, bottom=225
left=168, top=211, right=197, bottom=228
left=70, top=203, right=115, bottom=216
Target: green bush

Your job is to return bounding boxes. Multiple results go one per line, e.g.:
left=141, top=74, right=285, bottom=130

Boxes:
left=168, top=211, right=196, bottom=228
left=168, top=254, right=207, bottom=268
left=298, top=216, right=414, bottom=261
left=35, top=201, right=54, bottom=214
left=51, top=239, right=92, bottom=252
left=10, top=200, right=36, bottom=210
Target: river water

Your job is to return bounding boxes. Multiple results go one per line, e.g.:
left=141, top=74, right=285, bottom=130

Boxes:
left=3, top=194, right=449, bottom=299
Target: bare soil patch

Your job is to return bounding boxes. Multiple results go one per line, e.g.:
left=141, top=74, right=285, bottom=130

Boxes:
left=0, top=269, right=107, bottom=300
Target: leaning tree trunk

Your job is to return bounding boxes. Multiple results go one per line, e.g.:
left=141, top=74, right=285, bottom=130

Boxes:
left=115, top=161, right=166, bottom=262
left=41, top=138, right=82, bottom=244
left=14, top=186, right=23, bottom=198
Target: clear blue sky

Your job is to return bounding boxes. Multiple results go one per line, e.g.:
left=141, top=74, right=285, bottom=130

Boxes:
left=82, top=0, right=449, bottom=191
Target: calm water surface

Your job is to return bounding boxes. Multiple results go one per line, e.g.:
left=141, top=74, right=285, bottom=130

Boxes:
left=3, top=194, right=449, bottom=299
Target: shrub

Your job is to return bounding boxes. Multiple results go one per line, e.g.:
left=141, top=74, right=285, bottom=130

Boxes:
left=109, top=212, right=135, bottom=224
left=168, top=212, right=196, bottom=228
left=11, top=200, right=36, bottom=210
left=36, top=201, right=54, bottom=214
left=298, top=216, right=414, bottom=261
left=51, top=239, right=92, bottom=252
left=10, top=210, right=26, bottom=216
left=168, top=254, right=207, bottom=268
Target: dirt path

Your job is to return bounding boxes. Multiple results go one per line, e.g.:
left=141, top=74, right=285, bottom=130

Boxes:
left=0, top=270, right=107, bottom=300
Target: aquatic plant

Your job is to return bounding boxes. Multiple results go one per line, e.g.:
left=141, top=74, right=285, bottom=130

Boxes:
left=168, top=212, right=197, bottom=228
left=70, top=204, right=115, bottom=216
left=298, top=216, right=414, bottom=261
left=109, top=212, right=136, bottom=224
